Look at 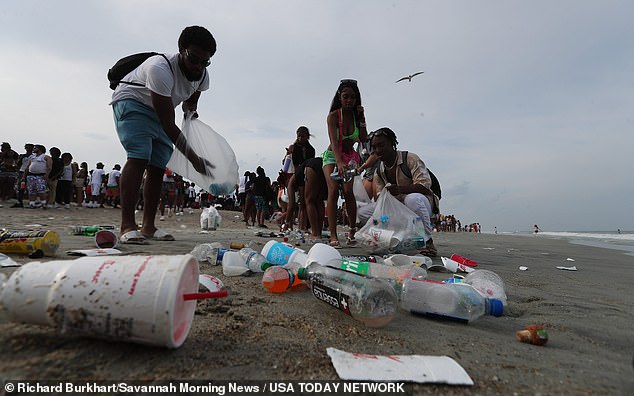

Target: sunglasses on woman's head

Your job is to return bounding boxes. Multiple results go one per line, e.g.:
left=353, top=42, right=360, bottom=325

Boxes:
left=340, top=79, right=357, bottom=85
left=371, top=129, right=390, bottom=138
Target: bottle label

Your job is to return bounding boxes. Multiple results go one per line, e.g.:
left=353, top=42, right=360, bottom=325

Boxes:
left=214, top=248, right=228, bottom=265
left=0, top=230, right=49, bottom=241
left=311, top=284, right=351, bottom=316
left=339, top=259, right=370, bottom=275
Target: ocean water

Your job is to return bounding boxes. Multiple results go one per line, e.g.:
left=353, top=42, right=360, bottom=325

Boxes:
left=511, top=231, right=634, bottom=256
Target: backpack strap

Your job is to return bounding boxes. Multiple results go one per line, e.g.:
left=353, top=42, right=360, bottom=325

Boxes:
left=117, top=53, right=173, bottom=88
left=399, top=151, right=412, bottom=179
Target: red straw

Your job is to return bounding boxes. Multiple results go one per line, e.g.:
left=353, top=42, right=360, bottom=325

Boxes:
left=183, top=291, right=228, bottom=301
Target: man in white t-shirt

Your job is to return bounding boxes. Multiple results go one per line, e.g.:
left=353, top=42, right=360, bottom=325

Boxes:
left=110, top=26, right=216, bottom=243
left=89, top=162, right=105, bottom=208
left=106, top=164, right=122, bottom=208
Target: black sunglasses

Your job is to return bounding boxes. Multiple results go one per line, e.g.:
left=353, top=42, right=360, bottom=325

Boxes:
left=185, top=49, right=211, bottom=67
left=340, top=79, right=357, bottom=85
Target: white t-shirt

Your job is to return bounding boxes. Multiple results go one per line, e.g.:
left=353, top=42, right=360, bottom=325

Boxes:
left=59, top=164, right=73, bottom=182
left=107, top=170, right=121, bottom=187
left=91, top=169, right=105, bottom=187
left=28, top=154, right=47, bottom=174
left=110, top=53, right=210, bottom=109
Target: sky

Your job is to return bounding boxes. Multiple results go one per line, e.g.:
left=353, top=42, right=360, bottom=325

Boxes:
left=1, top=1, right=632, bottom=232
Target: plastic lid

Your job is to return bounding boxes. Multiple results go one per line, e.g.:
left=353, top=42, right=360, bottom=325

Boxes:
left=297, top=267, right=307, bottom=280
left=488, top=299, right=504, bottom=317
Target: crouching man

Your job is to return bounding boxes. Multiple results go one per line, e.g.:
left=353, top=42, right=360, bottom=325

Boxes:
left=357, top=127, right=438, bottom=256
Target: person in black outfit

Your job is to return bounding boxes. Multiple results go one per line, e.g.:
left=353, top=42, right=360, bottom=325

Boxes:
left=47, top=147, right=64, bottom=208
left=290, top=126, right=315, bottom=169
left=253, top=166, right=271, bottom=228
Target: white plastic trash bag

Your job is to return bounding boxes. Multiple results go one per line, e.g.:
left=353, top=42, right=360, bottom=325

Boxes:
left=357, top=189, right=426, bottom=255
left=353, top=176, right=371, bottom=204
left=200, top=206, right=222, bottom=230
left=167, top=113, right=239, bottom=195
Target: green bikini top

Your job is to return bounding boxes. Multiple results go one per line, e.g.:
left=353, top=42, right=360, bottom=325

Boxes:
left=338, top=108, right=359, bottom=141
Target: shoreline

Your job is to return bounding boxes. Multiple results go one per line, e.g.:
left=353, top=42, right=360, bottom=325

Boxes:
left=1, top=206, right=633, bottom=394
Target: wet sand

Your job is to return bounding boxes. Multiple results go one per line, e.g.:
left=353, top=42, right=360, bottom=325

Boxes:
left=1, top=205, right=633, bottom=394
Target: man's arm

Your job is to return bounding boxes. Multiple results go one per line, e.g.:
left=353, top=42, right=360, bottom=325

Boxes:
left=183, top=91, right=201, bottom=114
left=45, top=156, right=53, bottom=178
left=151, top=91, right=213, bottom=175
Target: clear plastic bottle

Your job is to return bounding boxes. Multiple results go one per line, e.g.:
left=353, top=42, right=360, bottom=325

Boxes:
left=238, top=248, right=268, bottom=272
left=400, top=279, right=504, bottom=323
left=324, top=258, right=427, bottom=296
left=261, top=261, right=305, bottom=293
left=297, top=263, right=398, bottom=328
left=463, top=269, right=507, bottom=306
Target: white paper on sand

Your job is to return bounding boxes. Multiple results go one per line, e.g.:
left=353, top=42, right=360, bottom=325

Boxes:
left=326, top=347, right=473, bottom=385
left=0, top=253, right=21, bottom=267
left=556, top=266, right=578, bottom=271
left=519, top=266, right=528, bottom=271
left=66, top=248, right=122, bottom=256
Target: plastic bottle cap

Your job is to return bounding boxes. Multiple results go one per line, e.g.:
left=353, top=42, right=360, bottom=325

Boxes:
left=297, top=267, right=307, bottom=280
left=488, top=299, right=504, bottom=317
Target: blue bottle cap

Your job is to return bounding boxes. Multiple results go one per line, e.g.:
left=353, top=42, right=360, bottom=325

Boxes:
left=488, top=299, right=504, bottom=317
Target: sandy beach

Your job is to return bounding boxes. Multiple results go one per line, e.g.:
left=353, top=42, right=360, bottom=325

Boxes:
left=1, top=205, right=633, bottom=395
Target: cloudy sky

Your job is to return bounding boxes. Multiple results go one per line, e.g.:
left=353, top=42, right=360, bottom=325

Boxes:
left=1, top=1, right=632, bottom=232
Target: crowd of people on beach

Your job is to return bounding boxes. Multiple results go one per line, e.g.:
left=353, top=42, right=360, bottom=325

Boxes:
left=0, top=141, right=223, bottom=219
left=0, top=26, right=480, bottom=251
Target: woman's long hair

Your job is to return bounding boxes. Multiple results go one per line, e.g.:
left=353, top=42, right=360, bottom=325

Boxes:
left=329, top=79, right=362, bottom=128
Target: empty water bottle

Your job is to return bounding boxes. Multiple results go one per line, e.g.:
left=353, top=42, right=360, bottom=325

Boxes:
left=400, top=279, right=504, bottom=323
left=324, top=258, right=427, bottom=296
left=463, top=269, right=507, bottom=306
left=297, top=263, right=398, bottom=328
left=330, top=160, right=358, bottom=182
left=238, top=248, right=268, bottom=273
left=261, top=261, right=305, bottom=293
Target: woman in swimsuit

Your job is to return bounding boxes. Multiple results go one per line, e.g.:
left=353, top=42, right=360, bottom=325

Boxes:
left=322, top=79, right=368, bottom=247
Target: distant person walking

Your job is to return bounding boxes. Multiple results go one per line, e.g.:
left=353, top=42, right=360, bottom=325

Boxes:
left=534, top=224, right=540, bottom=234
left=110, top=26, right=216, bottom=243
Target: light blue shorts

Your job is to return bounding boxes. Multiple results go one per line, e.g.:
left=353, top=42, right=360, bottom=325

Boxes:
left=112, top=99, right=174, bottom=169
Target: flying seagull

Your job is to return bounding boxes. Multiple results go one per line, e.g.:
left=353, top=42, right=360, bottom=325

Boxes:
left=395, top=71, right=424, bottom=83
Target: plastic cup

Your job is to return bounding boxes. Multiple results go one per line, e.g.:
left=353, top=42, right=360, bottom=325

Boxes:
left=94, top=229, right=118, bottom=248
left=384, top=254, right=413, bottom=267
left=306, top=243, right=341, bottom=267
left=365, top=227, right=400, bottom=250
left=0, top=255, right=199, bottom=348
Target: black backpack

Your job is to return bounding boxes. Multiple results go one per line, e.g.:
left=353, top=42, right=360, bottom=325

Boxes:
left=107, top=52, right=172, bottom=90
left=399, top=151, right=442, bottom=200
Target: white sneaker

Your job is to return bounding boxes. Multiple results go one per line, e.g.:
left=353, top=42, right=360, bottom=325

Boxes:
left=160, top=216, right=165, bottom=221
